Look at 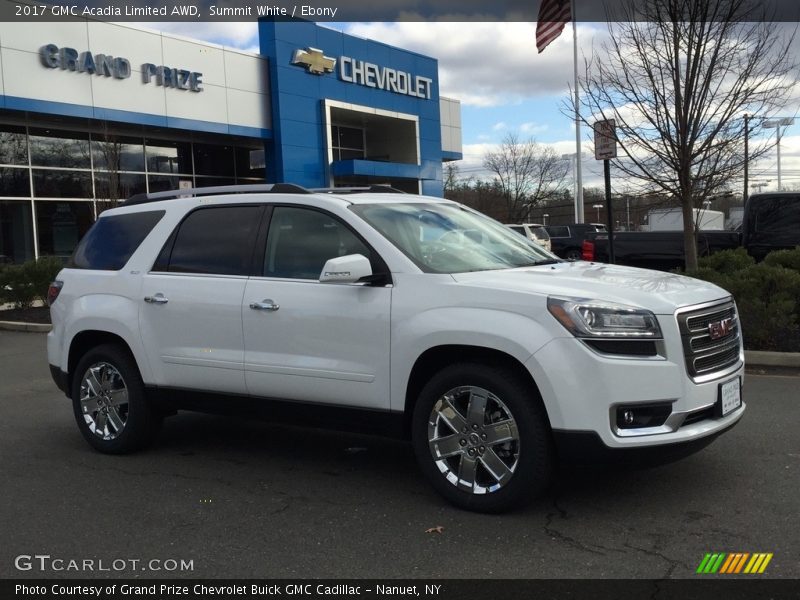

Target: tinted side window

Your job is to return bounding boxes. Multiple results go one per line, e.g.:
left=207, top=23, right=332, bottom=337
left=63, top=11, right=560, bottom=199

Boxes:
left=547, top=226, right=569, bottom=238
left=168, top=206, right=261, bottom=275
left=70, top=211, right=165, bottom=270
left=264, top=207, right=371, bottom=279
left=752, top=196, right=800, bottom=233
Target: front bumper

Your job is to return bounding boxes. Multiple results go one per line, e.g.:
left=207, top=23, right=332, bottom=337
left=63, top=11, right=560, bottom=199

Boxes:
left=49, top=364, right=69, bottom=397
left=553, top=416, right=741, bottom=465
left=526, top=334, right=745, bottom=451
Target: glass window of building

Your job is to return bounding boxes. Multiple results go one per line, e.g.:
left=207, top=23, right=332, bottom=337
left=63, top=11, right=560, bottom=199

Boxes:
left=34, top=201, right=94, bottom=259
left=235, top=147, right=265, bottom=180
left=91, top=136, right=145, bottom=172
left=29, top=129, right=91, bottom=169
left=145, top=140, right=193, bottom=174
left=0, top=125, right=29, bottom=165
left=0, top=200, right=35, bottom=264
left=193, top=143, right=235, bottom=177
left=0, top=168, right=32, bottom=197
left=148, top=174, right=189, bottom=193
left=32, top=170, right=93, bottom=198
left=95, top=172, right=147, bottom=200
left=195, top=176, right=236, bottom=188
left=332, top=125, right=365, bottom=161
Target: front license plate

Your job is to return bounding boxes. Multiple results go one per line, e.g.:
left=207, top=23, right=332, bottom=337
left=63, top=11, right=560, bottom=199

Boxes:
left=719, top=377, right=742, bottom=417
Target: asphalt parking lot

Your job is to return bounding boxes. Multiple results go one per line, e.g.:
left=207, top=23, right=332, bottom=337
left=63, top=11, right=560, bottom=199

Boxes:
left=1, top=329, right=798, bottom=579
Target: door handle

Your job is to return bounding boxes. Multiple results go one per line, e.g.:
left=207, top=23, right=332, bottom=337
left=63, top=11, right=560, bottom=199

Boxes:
left=144, top=293, right=169, bottom=304
left=249, top=299, right=280, bottom=311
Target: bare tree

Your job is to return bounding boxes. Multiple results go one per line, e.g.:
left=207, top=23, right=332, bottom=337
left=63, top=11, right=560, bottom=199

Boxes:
left=93, top=122, right=125, bottom=217
left=483, top=133, right=569, bottom=222
left=575, top=0, right=797, bottom=269
left=443, top=162, right=461, bottom=198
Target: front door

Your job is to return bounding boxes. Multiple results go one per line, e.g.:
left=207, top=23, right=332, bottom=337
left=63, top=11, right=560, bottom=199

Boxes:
left=242, top=205, right=391, bottom=409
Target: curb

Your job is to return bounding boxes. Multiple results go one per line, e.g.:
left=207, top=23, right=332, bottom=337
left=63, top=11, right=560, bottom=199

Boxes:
left=0, top=320, right=52, bottom=333
left=745, top=350, right=800, bottom=369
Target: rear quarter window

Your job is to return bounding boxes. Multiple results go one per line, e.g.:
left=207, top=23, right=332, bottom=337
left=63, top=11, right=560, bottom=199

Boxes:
left=69, top=210, right=165, bottom=271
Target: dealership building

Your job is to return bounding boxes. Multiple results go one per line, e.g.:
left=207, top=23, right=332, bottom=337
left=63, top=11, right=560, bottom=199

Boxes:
left=0, top=17, right=462, bottom=263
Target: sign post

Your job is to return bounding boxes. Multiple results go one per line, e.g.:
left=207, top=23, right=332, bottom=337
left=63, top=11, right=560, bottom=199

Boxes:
left=594, top=119, right=617, bottom=264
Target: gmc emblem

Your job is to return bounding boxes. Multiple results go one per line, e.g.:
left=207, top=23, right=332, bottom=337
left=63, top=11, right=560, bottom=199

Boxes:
left=708, top=317, right=733, bottom=340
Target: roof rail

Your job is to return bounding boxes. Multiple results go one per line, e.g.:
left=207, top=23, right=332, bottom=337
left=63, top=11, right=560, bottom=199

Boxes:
left=309, top=185, right=407, bottom=194
left=123, top=183, right=311, bottom=206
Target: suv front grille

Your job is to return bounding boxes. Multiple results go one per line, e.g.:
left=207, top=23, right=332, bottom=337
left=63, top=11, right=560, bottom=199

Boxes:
left=677, top=300, right=742, bottom=380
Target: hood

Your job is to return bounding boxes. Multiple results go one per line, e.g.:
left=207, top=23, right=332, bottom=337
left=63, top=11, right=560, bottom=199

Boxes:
left=451, top=261, right=729, bottom=314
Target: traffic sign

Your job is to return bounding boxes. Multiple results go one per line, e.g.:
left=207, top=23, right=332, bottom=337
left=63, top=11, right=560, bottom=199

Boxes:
left=594, top=119, right=617, bottom=160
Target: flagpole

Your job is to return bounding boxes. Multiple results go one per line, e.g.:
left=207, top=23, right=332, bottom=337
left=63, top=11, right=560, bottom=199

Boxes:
left=572, top=0, right=584, bottom=223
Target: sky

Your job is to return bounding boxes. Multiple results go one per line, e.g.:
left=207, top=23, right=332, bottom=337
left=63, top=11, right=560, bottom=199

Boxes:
left=152, top=20, right=800, bottom=195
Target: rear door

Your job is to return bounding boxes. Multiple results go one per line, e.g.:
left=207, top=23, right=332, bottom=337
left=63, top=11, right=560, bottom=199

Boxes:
left=139, top=204, right=264, bottom=394
left=242, top=205, right=392, bottom=409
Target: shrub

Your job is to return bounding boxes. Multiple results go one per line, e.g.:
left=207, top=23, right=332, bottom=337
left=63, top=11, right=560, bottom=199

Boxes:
left=0, top=256, right=64, bottom=309
left=23, top=256, right=64, bottom=304
left=697, top=246, right=755, bottom=274
left=0, top=263, right=36, bottom=309
left=763, top=246, right=800, bottom=271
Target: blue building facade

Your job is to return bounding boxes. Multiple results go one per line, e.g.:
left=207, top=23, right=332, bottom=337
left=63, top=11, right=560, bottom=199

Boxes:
left=260, top=20, right=461, bottom=196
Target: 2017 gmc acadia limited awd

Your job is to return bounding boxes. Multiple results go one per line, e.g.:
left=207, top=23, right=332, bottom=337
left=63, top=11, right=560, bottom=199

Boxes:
left=47, top=185, right=745, bottom=512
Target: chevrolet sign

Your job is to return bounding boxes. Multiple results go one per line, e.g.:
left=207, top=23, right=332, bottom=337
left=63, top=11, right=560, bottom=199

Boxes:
left=291, top=47, right=336, bottom=75
left=291, top=47, right=433, bottom=100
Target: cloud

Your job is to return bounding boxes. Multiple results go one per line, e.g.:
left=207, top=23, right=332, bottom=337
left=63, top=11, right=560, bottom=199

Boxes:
left=344, top=22, right=607, bottom=107
left=492, top=122, right=507, bottom=131
left=520, top=122, right=549, bottom=135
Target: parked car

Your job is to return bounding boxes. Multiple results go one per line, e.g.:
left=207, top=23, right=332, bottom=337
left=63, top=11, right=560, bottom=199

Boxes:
left=505, top=223, right=552, bottom=252
left=47, top=184, right=744, bottom=512
left=584, top=192, right=800, bottom=269
left=545, top=223, right=607, bottom=260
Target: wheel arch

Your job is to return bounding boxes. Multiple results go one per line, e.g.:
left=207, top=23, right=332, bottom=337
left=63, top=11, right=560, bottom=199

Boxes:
left=403, top=344, right=549, bottom=438
left=66, top=330, right=138, bottom=398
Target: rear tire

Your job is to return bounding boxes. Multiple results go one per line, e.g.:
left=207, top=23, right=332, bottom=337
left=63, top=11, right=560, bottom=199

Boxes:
left=71, top=343, right=161, bottom=454
left=412, top=363, right=554, bottom=513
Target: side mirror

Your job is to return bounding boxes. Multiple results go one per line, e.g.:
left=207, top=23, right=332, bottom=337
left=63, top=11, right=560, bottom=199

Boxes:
left=319, top=254, right=373, bottom=284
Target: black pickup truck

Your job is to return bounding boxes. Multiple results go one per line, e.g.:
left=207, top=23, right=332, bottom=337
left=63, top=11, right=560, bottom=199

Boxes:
left=582, top=192, right=800, bottom=270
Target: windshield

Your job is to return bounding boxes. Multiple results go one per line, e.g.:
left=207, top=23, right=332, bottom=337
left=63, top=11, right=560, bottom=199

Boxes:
left=350, top=202, right=558, bottom=273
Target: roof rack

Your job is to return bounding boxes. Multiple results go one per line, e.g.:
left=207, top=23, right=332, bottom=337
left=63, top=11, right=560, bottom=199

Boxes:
left=309, top=185, right=406, bottom=194
left=123, top=183, right=311, bottom=206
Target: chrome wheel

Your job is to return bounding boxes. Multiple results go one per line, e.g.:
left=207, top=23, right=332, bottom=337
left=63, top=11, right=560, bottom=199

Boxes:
left=79, top=362, right=129, bottom=441
left=427, top=385, right=520, bottom=494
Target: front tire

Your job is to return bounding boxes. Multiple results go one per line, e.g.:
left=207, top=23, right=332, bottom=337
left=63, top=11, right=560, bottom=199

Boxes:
left=71, top=343, right=161, bottom=454
left=412, top=363, right=554, bottom=513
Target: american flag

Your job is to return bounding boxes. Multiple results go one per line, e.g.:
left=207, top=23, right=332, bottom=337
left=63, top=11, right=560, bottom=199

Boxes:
left=536, top=0, right=571, bottom=53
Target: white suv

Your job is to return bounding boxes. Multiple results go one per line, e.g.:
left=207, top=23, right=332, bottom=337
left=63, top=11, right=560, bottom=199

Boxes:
left=47, top=185, right=745, bottom=512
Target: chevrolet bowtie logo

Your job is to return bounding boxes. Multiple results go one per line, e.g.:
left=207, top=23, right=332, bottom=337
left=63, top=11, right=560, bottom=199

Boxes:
left=292, top=47, right=336, bottom=75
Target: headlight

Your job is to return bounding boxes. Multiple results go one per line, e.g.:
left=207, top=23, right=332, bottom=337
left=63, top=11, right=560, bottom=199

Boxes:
left=547, top=296, right=662, bottom=339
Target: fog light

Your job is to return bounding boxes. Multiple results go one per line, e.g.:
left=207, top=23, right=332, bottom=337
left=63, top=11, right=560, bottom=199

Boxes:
left=615, top=403, right=672, bottom=430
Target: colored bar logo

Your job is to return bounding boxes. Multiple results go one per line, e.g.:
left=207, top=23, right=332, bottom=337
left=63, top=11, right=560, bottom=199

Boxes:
left=696, top=552, right=773, bottom=574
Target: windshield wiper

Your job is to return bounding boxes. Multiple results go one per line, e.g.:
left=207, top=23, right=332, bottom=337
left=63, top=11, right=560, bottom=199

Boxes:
left=523, top=258, right=562, bottom=266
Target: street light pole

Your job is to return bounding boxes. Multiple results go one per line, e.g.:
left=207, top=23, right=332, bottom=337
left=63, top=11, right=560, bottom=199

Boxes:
left=626, top=196, right=630, bottom=231
left=763, top=117, right=795, bottom=191
left=743, top=113, right=749, bottom=203
left=593, top=203, right=603, bottom=221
